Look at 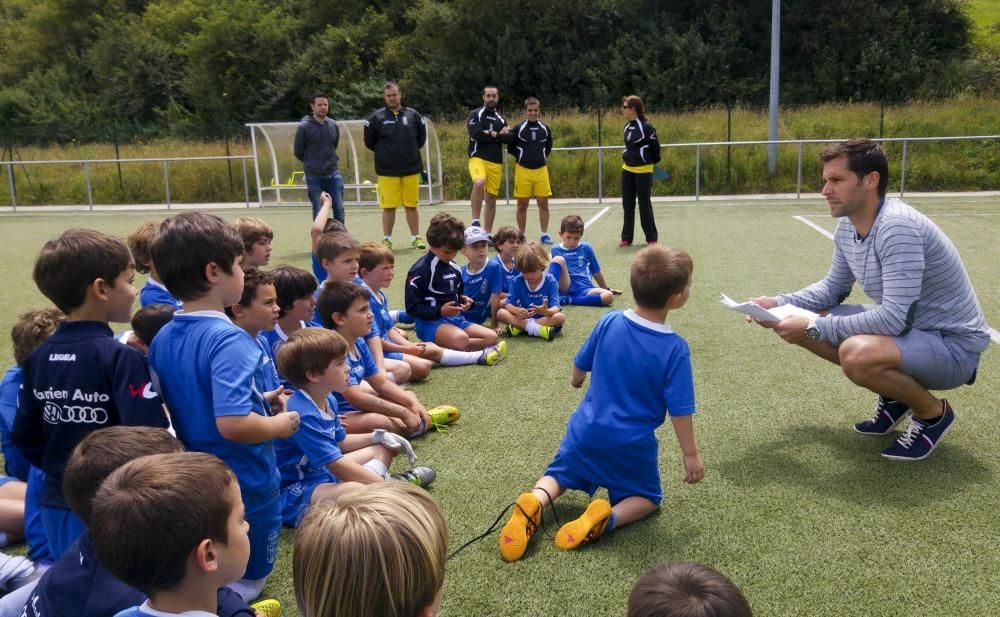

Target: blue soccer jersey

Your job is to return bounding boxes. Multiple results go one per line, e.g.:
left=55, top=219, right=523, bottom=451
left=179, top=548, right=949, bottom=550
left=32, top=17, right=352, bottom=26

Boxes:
left=255, top=334, right=281, bottom=393
left=366, top=285, right=395, bottom=339
left=551, top=242, right=602, bottom=294
left=333, top=337, right=380, bottom=412
left=148, top=312, right=279, bottom=510
left=275, top=390, right=345, bottom=487
left=461, top=260, right=504, bottom=324
left=492, top=255, right=519, bottom=294
left=259, top=321, right=321, bottom=380
left=507, top=273, right=561, bottom=316
left=0, top=366, right=30, bottom=481
left=138, top=279, right=181, bottom=309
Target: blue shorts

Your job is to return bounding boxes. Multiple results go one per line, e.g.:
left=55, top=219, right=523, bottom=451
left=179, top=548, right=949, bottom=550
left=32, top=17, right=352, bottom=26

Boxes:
left=280, top=481, right=321, bottom=528
left=384, top=350, right=404, bottom=361
left=244, top=496, right=281, bottom=580
left=415, top=315, right=475, bottom=343
left=567, top=282, right=597, bottom=297
left=545, top=434, right=662, bottom=506
left=0, top=475, right=15, bottom=487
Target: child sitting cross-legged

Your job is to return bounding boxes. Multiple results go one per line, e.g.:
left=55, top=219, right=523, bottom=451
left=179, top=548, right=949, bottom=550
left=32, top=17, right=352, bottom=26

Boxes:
left=499, top=246, right=704, bottom=562
left=497, top=242, right=566, bottom=341
left=274, top=327, right=435, bottom=527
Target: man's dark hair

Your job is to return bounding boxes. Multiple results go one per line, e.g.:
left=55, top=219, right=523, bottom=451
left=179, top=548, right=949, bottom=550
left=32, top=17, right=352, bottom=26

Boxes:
left=383, top=81, right=400, bottom=91
left=310, top=92, right=329, bottom=104
left=316, top=282, right=369, bottom=330
left=820, top=139, right=889, bottom=198
left=269, top=266, right=317, bottom=318
left=150, top=212, right=244, bottom=302
left=483, top=85, right=499, bottom=96
left=627, top=562, right=752, bottom=617
left=33, top=229, right=133, bottom=315
left=130, top=304, right=178, bottom=347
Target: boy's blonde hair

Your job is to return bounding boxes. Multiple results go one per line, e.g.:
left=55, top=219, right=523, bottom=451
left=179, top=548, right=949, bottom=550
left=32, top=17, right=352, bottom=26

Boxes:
left=233, top=217, right=274, bottom=252
left=315, top=231, right=361, bottom=263
left=293, top=482, right=447, bottom=617
left=276, top=328, right=349, bottom=389
left=359, top=240, right=395, bottom=272
left=513, top=241, right=549, bottom=273
left=126, top=221, right=158, bottom=274
left=11, top=308, right=64, bottom=365
left=630, top=246, right=692, bottom=309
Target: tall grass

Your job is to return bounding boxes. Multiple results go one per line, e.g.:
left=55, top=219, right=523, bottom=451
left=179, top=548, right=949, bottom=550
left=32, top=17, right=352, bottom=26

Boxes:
left=1, top=97, right=997, bottom=207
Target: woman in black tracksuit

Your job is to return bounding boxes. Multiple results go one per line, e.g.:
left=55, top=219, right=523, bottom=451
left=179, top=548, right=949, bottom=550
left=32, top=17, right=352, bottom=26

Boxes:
left=620, top=95, right=661, bottom=246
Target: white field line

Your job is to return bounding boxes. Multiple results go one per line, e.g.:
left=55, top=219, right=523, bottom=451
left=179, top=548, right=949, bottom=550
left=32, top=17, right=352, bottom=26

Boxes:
left=794, top=214, right=1000, bottom=345
left=584, top=206, right=610, bottom=228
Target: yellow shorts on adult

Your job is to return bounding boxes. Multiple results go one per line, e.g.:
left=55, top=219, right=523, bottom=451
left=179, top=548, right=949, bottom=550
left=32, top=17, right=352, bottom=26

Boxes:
left=378, top=174, right=420, bottom=209
left=513, top=164, right=552, bottom=198
left=468, top=158, right=502, bottom=196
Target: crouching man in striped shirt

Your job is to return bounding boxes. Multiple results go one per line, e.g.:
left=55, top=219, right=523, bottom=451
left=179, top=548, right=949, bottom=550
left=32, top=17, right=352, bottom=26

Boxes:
left=752, top=139, right=989, bottom=461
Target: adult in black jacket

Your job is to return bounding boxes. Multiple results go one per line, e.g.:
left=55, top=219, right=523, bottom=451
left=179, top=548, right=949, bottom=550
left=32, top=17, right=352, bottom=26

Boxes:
left=467, top=86, right=514, bottom=233
left=620, top=95, right=661, bottom=246
left=364, top=82, right=428, bottom=251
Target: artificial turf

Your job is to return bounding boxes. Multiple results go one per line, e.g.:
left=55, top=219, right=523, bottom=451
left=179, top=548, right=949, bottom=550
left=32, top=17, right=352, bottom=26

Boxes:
left=0, top=195, right=997, bottom=616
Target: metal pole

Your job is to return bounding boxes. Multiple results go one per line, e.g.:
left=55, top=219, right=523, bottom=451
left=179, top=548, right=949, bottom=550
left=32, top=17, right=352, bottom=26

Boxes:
left=899, top=140, right=908, bottom=196
left=596, top=110, right=603, bottom=203
left=163, top=160, right=171, bottom=208
left=6, top=162, right=15, bottom=210
left=726, top=103, right=732, bottom=189
left=84, top=162, right=94, bottom=210
left=249, top=125, right=264, bottom=206
left=767, top=0, right=781, bottom=174
left=796, top=142, right=803, bottom=198
left=242, top=158, right=250, bottom=207
left=695, top=144, right=701, bottom=201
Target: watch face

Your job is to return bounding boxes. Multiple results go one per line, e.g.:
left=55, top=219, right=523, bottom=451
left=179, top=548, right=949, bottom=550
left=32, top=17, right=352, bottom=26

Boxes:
left=806, top=325, right=820, bottom=341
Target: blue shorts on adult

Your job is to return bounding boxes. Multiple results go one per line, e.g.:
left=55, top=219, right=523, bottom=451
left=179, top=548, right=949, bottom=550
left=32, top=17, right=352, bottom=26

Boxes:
left=544, top=435, right=663, bottom=506
left=244, top=496, right=282, bottom=580
left=280, top=481, right=321, bottom=528
left=415, top=315, right=475, bottom=343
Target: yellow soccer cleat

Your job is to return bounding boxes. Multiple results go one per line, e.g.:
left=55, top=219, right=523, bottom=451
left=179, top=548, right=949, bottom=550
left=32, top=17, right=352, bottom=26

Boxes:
left=554, top=499, right=612, bottom=550
left=428, top=405, right=460, bottom=427
left=250, top=599, right=281, bottom=617
left=499, top=492, right=542, bottom=562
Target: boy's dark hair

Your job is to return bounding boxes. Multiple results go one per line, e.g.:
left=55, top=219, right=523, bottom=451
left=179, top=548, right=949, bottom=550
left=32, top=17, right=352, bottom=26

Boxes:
left=11, top=308, right=64, bottom=365
left=130, top=304, right=178, bottom=347
left=126, top=221, right=158, bottom=274
left=310, top=92, right=329, bottom=104
left=426, top=213, right=465, bottom=251
left=151, top=212, right=244, bottom=302
left=630, top=246, right=692, bottom=309
left=359, top=240, right=395, bottom=273
left=627, top=562, right=752, bottom=617
left=513, top=242, right=549, bottom=273
left=224, top=268, right=275, bottom=319
left=233, top=217, right=274, bottom=252
left=820, top=139, right=889, bottom=198
left=524, top=96, right=540, bottom=109
left=316, top=282, right=369, bottom=330
left=315, top=232, right=362, bottom=264
left=90, top=452, right=238, bottom=597
left=62, top=426, right=182, bottom=525
left=492, top=226, right=525, bottom=249
left=33, top=229, right=134, bottom=315
left=560, top=215, right=585, bottom=234
left=277, top=328, right=350, bottom=388
left=269, top=265, right=317, bottom=318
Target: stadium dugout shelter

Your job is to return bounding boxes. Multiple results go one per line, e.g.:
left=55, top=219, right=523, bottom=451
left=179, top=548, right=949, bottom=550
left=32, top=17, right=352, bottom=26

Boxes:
left=246, top=119, right=445, bottom=207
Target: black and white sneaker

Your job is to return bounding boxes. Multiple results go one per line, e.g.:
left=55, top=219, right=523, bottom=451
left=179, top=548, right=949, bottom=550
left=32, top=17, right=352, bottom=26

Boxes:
left=854, top=396, right=910, bottom=435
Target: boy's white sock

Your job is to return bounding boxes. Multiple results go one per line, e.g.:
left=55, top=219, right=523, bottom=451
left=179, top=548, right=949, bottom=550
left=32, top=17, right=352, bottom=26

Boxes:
left=363, top=458, right=390, bottom=479
left=525, top=320, right=542, bottom=337
left=438, top=349, right=482, bottom=366
left=227, top=576, right=267, bottom=603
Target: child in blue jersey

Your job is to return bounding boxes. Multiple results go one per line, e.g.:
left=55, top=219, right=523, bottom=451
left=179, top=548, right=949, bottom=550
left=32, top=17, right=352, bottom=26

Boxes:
left=227, top=269, right=283, bottom=395
left=497, top=242, right=566, bottom=341
left=499, top=246, right=704, bottom=562
left=261, top=265, right=320, bottom=381
left=127, top=221, right=182, bottom=309
left=316, top=282, right=440, bottom=437
left=274, top=328, right=435, bottom=527
left=233, top=217, right=274, bottom=269
left=492, top=226, right=524, bottom=299
left=90, top=452, right=255, bottom=617
left=461, top=226, right=505, bottom=332
left=360, top=241, right=493, bottom=380
left=549, top=214, right=618, bottom=307
left=146, top=212, right=300, bottom=603
left=13, top=228, right=170, bottom=559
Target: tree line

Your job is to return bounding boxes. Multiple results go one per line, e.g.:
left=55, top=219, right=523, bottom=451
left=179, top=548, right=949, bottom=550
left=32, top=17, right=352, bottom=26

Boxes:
left=0, top=0, right=992, bottom=142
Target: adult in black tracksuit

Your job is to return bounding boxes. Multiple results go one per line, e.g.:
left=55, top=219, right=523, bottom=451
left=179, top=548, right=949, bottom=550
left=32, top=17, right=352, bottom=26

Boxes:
left=620, top=95, right=661, bottom=246
left=467, top=86, right=514, bottom=233
left=364, top=81, right=428, bottom=250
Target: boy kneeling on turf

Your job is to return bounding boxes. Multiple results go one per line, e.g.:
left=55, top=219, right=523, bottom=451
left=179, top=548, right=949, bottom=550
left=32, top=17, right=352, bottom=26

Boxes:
left=499, top=246, right=704, bottom=561
left=274, top=328, right=435, bottom=528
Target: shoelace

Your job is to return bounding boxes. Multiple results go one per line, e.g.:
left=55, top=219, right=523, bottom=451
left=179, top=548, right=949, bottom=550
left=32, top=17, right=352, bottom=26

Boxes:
left=895, top=418, right=926, bottom=448
left=447, top=488, right=563, bottom=561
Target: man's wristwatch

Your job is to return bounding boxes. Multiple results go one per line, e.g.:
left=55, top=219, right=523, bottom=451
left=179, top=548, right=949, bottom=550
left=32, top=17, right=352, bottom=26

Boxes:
left=805, top=319, right=821, bottom=341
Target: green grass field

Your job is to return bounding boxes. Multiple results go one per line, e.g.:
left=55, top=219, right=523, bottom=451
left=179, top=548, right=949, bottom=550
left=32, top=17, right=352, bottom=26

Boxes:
left=1, top=196, right=998, bottom=616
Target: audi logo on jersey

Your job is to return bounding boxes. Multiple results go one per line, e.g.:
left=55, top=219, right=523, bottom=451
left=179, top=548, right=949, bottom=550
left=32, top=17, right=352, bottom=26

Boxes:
left=42, top=402, right=109, bottom=425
